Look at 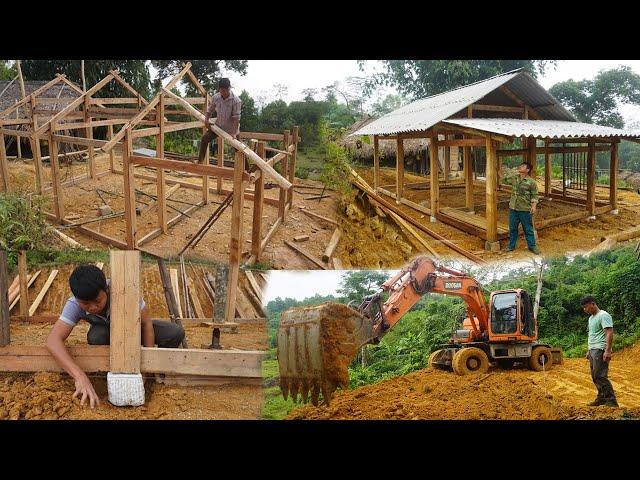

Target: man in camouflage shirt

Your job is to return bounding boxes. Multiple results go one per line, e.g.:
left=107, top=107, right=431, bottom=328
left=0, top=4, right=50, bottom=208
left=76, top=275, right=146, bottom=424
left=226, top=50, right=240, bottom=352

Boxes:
left=499, top=161, right=540, bottom=254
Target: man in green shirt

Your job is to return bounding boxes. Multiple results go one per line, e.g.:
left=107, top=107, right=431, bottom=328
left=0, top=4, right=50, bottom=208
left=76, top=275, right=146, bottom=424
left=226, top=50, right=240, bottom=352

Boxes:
left=580, top=296, right=618, bottom=407
left=499, top=161, right=540, bottom=254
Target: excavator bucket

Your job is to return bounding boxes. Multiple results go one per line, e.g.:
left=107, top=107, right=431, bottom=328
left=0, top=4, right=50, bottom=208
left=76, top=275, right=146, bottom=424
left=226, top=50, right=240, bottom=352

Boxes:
left=277, top=302, right=374, bottom=406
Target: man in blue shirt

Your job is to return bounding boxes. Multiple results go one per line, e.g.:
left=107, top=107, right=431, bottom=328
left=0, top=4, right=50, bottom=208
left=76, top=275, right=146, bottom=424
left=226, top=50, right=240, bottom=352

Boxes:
left=46, top=265, right=185, bottom=409
left=580, top=296, right=618, bottom=407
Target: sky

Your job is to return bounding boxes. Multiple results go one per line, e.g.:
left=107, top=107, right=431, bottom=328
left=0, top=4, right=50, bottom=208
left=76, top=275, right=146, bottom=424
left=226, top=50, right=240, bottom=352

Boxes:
left=159, top=59, right=640, bottom=126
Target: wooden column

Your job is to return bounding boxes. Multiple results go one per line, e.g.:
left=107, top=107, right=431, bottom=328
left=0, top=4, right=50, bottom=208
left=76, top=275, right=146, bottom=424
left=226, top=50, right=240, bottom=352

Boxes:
left=0, top=131, right=9, bottom=192
left=251, top=142, right=265, bottom=261
left=485, top=136, right=499, bottom=251
left=48, top=126, right=64, bottom=221
left=202, top=93, right=210, bottom=205
left=84, top=98, right=96, bottom=179
left=610, top=141, right=618, bottom=213
left=444, top=135, right=451, bottom=181
left=396, top=137, right=404, bottom=204
left=109, top=250, right=141, bottom=373
left=30, top=130, right=44, bottom=195
left=123, top=129, right=137, bottom=249
left=0, top=250, right=9, bottom=346
left=18, top=250, right=28, bottom=320
left=279, top=131, right=289, bottom=220
left=373, top=135, right=380, bottom=190
left=528, top=137, right=537, bottom=180
left=429, top=135, right=439, bottom=221
left=544, top=139, right=551, bottom=198
left=287, top=125, right=298, bottom=208
left=464, top=136, right=473, bottom=213
left=216, top=136, right=224, bottom=193
left=586, top=139, right=596, bottom=217
left=107, top=124, right=115, bottom=172
left=156, top=95, right=167, bottom=233
left=15, top=102, right=21, bottom=159
left=225, top=150, right=246, bottom=323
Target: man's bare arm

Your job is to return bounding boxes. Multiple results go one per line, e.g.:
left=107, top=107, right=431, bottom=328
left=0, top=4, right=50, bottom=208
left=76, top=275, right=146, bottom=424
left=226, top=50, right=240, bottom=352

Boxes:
left=141, top=305, right=155, bottom=347
left=603, top=327, right=613, bottom=362
left=46, top=320, right=100, bottom=408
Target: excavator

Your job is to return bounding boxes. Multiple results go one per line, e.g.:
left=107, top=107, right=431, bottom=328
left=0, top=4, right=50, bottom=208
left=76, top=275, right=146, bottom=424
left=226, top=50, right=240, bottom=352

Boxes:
left=277, top=256, right=562, bottom=406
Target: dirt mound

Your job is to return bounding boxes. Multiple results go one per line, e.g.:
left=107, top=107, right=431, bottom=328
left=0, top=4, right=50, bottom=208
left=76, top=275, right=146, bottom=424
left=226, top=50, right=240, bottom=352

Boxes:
left=287, top=345, right=640, bottom=420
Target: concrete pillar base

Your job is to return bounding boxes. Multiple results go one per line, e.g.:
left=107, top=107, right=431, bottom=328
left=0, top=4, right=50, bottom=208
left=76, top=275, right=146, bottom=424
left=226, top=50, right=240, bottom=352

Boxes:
left=587, top=215, right=597, bottom=221
left=430, top=216, right=437, bottom=223
left=485, top=240, right=500, bottom=252
left=610, top=209, right=619, bottom=215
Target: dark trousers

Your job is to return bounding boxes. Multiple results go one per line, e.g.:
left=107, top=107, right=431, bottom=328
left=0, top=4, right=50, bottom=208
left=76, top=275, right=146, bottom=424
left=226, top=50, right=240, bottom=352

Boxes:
left=588, top=349, right=617, bottom=402
left=87, top=320, right=185, bottom=348
left=508, top=209, right=537, bottom=250
left=198, top=130, right=240, bottom=163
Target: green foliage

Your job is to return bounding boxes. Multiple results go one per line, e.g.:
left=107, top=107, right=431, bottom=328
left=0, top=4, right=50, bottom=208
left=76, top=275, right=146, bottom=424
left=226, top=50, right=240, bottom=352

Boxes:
left=336, top=270, right=389, bottom=305
left=0, top=192, right=48, bottom=257
left=370, top=94, right=408, bottom=116
left=151, top=60, right=248, bottom=97
left=548, top=66, right=640, bottom=128
left=0, top=60, right=17, bottom=80
left=362, top=60, right=556, bottom=99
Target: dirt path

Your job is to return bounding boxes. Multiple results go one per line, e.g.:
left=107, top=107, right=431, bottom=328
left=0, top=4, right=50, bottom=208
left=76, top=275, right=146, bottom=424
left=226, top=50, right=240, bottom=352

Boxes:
left=287, top=343, right=640, bottom=420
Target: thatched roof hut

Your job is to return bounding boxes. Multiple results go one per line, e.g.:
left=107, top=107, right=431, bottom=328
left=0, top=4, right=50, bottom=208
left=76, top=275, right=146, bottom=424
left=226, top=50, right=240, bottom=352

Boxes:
left=0, top=79, right=80, bottom=115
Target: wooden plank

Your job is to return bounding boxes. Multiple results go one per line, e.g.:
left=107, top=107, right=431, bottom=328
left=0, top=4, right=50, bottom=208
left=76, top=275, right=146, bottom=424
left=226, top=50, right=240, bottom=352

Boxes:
left=440, top=207, right=509, bottom=235
left=51, top=134, right=108, bottom=148
left=0, top=251, right=9, bottom=346
left=464, top=135, right=474, bottom=212
left=439, top=138, right=485, bottom=147
left=9, top=271, right=40, bottom=309
left=202, top=92, right=210, bottom=205
left=322, top=228, right=342, bottom=262
left=261, top=217, right=282, bottom=252
left=396, top=137, right=404, bottom=202
left=244, top=270, right=263, bottom=304
left=332, top=257, right=344, bottom=270
left=136, top=201, right=203, bottom=247
left=429, top=136, right=439, bottom=218
left=285, top=240, right=328, bottom=269
left=28, top=270, right=58, bottom=316
left=587, top=140, right=596, bottom=216
left=170, top=269, right=183, bottom=318
left=373, top=135, right=380, bottom=190
left=239, top=131, right=284, bottom=142
left=610, top=142, right=618, bottom=210
left=225, top=150, right=246, bottom=322
left=130, top=155, right=241, bottom=180
left=251, top=142, right=266, bottom=260
left=109, top=250, right=141, bottom=373
left=0, top=345, right=263, bottom=378
left=156, top=94, right=166, bottom=232
left=472, top=104, right=524, bottom=113
left=485, top=137, right=499, bottom=248
left=300, top=208, right=338, bottom=227
left=122, top=130, right=137, bottom=249
left=130, top=120, right=203, bottom=138
left=18, top=251, right=28, bottom=319
left=387, top=211, right=439, bottom=257
left=187, top=277, right=205, bottom=319
left=162, top=88, right=292, bottom=190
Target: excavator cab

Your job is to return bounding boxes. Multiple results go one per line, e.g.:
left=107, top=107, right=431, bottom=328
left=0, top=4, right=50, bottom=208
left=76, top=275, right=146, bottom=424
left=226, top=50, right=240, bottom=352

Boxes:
left=488, top=289, right=536, bottom=342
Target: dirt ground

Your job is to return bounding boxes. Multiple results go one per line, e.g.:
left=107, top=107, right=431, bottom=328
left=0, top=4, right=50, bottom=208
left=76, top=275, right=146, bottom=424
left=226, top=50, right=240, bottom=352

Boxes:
left=1, top=262, right=267, bottom=420
left=287, top=342, right=640, bottom=420
left=6, top=153, right=340, bottom=270
left=336, top=167, right=640, bottom=268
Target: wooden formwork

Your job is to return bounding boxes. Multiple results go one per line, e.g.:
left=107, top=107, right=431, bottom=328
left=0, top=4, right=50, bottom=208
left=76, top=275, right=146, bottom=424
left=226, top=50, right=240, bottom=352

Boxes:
left=1, top=62, right=299, bottom=322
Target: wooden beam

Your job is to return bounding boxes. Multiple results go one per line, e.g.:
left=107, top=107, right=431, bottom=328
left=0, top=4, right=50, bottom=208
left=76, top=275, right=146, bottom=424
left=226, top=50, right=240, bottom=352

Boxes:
left=429, top=135, right=439, bottom=219
left=373, top=135, right=380, bottom=190
left=9, top=271, right=41, bottom=311
left=300, top=208, right=338, bottom=227
left=0, top=75, right=64, bottom=118
left=0, top=131, right=9, bottom=192
left=136, top=201, right=203, bottom=247
left=217, top=134, right=224, bottom=193
left=610, top=142, right=618, bottom=211
left=544, top=140, right=551, bottom=197
left=130, top=120, right=203, bottom=138
left=156, top=94, right=167, bottom=233
left=472, top=104, right=525, bottom=113
left=202, top=92, right=210, bottom=205
left=28, top=270, right=58, bottom=316
left=485, top=136, right=499, bottom=250
left=18, top=251, right=28, bottom=320
left=322, top=228, right=342, bottom=262
left=122, top=130, right=137, bottom=249
left=587, top=140, right=596, bottom=216
left=499, top=85, right=542, bottom=120
left=161, top=88, right=292, bottom=190
left=261, top=217, right=282, bottom=252
left=285, top=240, right=328, bottom=269
left=0, top=251, right=9, bottom=346
left=31, top=135, right=44, bottom=194
left=0, top=345, right=263, bottom=377
left=528, top=138, right=537, bottom=180
left=225, top=150, right=246, bottom=322
left=252, top=142, right=266, bottom=261
left=464, top=135, right=474, bottom=212
left=278, top=131, right=289, bottom=220
left=107, top=124, right=115, bottom=172
left=130, top=155, right=243, bottom=181
left=396, top=137, right=404, bottom=203
left=170, top=269, right=183, bottom=318
left=439, top=138, right=485, bottom=147
left=287, top=126, right=299, bottom=209
left=109, top=250, right=141, bottom=374
left=239, top=131, right=285, bottom=142
left=51, top=134, right=108, bottom=148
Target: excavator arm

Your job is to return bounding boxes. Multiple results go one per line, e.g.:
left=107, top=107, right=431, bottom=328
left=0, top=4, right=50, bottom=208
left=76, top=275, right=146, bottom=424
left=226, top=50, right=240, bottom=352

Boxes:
left=277, top=256, right=490, bottom=406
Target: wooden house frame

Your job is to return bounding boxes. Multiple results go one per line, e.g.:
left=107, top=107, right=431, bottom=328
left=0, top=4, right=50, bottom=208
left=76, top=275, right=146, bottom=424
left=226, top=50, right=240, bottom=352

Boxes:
left=355, top=69, right=640, bottom=251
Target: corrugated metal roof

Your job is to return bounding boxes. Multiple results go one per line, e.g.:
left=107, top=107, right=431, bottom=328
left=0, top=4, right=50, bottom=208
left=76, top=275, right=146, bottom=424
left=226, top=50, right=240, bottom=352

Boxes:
left=442, top=118, right=640, bottom=139
left=351, top=69, right=576, bottom=136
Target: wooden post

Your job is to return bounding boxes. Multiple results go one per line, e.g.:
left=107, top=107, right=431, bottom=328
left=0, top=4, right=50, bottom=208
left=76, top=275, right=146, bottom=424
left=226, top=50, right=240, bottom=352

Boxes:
left=586, top=139, right=596, bottom=217
left=225, top=150, right=246, bottom=323
left=0, top=250, right=9, bottom=346
left=464, top=136, right=473, bottom=213
left=216, top=135, right=224, bottom=193
left=544, top=139, right=551, bottom=198
left=84, top=98, right=96, bottom=179
left=202, top=93, right=210, bottom=205
left=485, top=136, right=499, bottom=251
left=610, top=141, right=618, bottom=213
left=0, top=131, right=9, bottom=192
left=396, top=137, right=404, bottom=204
left=109, top=250, right=141, bottom=373
left=373, top=135, right=380, bottom=190
left=15, top=101, right=21, bottom=159
left=279, top=131, right=289, bottom=220
left=107, top=124, right=115, bottom=172
left=18, top=250, right=28, bottom=320
left=30, top=133, right=44, bottom=195
left=444, top=135, right=451, bottom=181
left=252, top=142, right=265, bottom=261
left=287, top=125, right=299, bottom=208
left=48, top=126, right=64, bottom=221
left=528, top=137, right=537, bottom=180
left=81, top=60, right=87, bottom=92
left=156, top=95, right=167, bottom=233
left=123, top=129, right=137, bottom=248
left=429, top=134, right=439, bottom=221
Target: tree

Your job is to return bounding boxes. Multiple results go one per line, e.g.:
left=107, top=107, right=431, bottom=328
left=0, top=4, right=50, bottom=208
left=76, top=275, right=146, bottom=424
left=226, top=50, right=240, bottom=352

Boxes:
left=272, top=83, right=289, bottom=101
left=20, top=60, right=152, bottom=98
left=337, top=270, right=389, bottom=305
left=0, top=60, right=16, bottom=80
left=260, top=99, right=292, bottom=132
left=371, top=94, right=408, bottom=116
left=151, top=59, right=248, bottom=96
left=361, top=60, right=557, bottom=99
left=548, top=66, right=640, bottom=128
left=238, top=90, right=260, bottom=132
